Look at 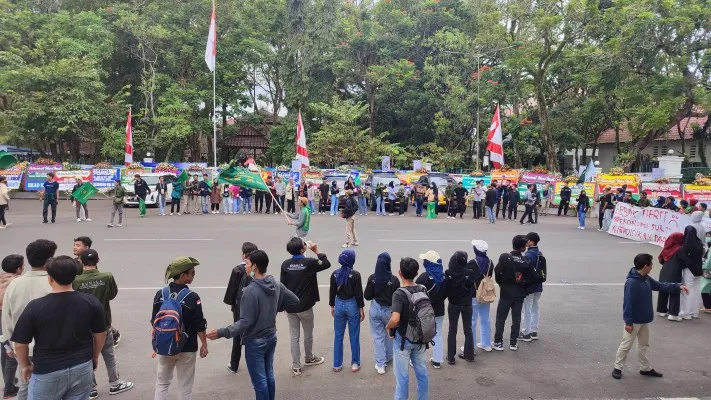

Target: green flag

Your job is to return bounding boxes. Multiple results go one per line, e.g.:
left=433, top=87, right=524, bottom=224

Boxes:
left=0, top=151, right=18, bottom=170
left=176, top=170, right=189, bottom=183
left=218, top=166, right=268, bottom=191
left=355, top=174, right=361, bottom=186
left=138, top=197, right=147, bottom=216
left=71, top=182, right=98, bottom=204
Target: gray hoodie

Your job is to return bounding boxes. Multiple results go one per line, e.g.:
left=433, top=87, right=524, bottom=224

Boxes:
left=217, top=275, right=299, bottom=343
left=690, top=211, right=707, bottom=247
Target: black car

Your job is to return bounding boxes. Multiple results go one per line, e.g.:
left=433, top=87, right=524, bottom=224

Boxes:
left=366, top=172, right=408, bottom=212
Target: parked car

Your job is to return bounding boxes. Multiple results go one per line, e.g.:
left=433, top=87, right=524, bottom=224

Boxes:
left=416, top=172, right=454, bottom=210
left=366, top=171, right=409, bottom=212
left=123, top=173, right=176, bottom=207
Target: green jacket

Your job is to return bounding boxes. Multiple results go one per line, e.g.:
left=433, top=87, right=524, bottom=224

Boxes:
left=113, top=186, right=127, bottom=204
left=445, top=185, right=455, bottom=199
left=73, top=269, right=118, bottom=326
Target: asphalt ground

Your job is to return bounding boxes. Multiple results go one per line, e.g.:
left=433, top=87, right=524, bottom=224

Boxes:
left=0, top=199, right=709, bottom=400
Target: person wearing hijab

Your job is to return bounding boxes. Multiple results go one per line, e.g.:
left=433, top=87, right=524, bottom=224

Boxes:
left=387, top=181, right=397, bottom=216
left=576, top=190, right=590, bottom=230
left=415, top=251, right=448, bottom=368
left=655, top=196, right=666, bottom=208
left=329, top=181, right=340, bottom=216
left=329, top=250, right=364, bottom=372
left=701, top=234, right=711, bottom=312
left=657, top=233, right=684, bottom=320
left=363, top=253, right=400, bottom=375
left=470, top=240, right=494, bottom=351
left=445, top=251, right=479, bottom=364
left=689, top=211, right=706, bottom=245
left=432, top=183, right=440, bottom=215
left=679, top=226, right=705, bottom=320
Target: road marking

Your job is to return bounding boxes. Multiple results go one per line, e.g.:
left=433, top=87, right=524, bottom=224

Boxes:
left=122, top=283, right=624, bottom=290
left=104, top=238, right=214, bottom=242
left=378, top=239, right=472, bottom=242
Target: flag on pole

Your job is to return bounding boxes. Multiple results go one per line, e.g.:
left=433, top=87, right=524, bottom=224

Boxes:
left=218, top=165, right=268, bottom=191
left=176, top=169, right=189, bottom=184
left=578, top=158, right=597, bottom=184
left=204, top=2, right=217, bottom=72
left=71, top=182, right=98, bottom=205
left=124, top=108, right=133, bottom=166
left=486, top=105, right=504, bottom=169
left=296, top=112, right=309, bottom=169
left=0, top=151, right=18, bottom=170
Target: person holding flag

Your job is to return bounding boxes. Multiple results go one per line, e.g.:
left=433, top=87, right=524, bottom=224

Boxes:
left=171, top=171, right=187, bottom=215
left=133, top=174, right=150, bottom=217
left=71, top=179, right=97, bottom=223
left=71, top=178, right=91, bottom=222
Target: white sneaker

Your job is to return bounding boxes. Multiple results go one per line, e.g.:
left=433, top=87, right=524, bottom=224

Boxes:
left=86, top=218, right=92, bottom=222
left=476, top=343, right=492, bottom=352
left=667, top=315, right=682, bottom=321
left=170, top=213, right=173, bottom=216
left=177, top=213, right=182, bottom=216
left=682, top=315, right=692, bottom=320
left=658, top=312, right=667, bottom=317
left=77, top=218, right=82, bottom=222
left=117, top=224, right=122, bottom=227
left=107, top=223, right=114, bottom=227
left=580, top=227, right=585, bottom=230
left=375, top=364, right=386, bottom=375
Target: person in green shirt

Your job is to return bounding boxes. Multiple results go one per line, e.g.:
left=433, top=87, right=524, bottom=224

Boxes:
left=637, top=192, right=652, bottom=208
left=74, top=249, right=134, bottom=398
left=108, top=179, right=126, bottom=227
left=288, top=197, right=311, bottom=238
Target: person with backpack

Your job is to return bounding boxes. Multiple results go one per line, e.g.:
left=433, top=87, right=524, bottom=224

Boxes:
left=222, top=242, right=259, bottom=373
left=493, top=235, right=531, bottom=351
left=386, top=257, right=432, bottom=400
left=415, top=251, right=447, bottom=369
left=445, top=251, right=479, bottom=364
left=73, top=250, right=134, bottom=398
left=329, top=250, right=365, bottom=372
left=280, top=238, right=331, bottom=376
left=207, top=250, right=300, bottom=400
left=152, top=256, right=208, bottom=400
left=471, top=240, right=495, bottom=352
left=341, top=190, right=359, bottom=248
left=364, top=252, right=400, bottom=375
left=520, top=233, right=546, bottom=342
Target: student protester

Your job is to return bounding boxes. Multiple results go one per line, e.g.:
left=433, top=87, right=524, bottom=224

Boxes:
left=311, top=184, right=321, bottom=215
left=415, top=251, right=446, bottom=369
left=498, top=183, right=509, bottom=219
left=0, top=176, right=9, bottom=228
left=171, top=178, right=183, bottom=215
left=679, top=225, right=704, bottom=320
left=186, top=175, right=200, bottom=214
left=275, top=176, right=286, bottom=213
left=576, top=190, right=590, bottom=229
left=74, top=250, right=133, bottom=398
left=264, top=176, right=274, bottom=214
left=470, top=240, right=494, bottom=352
left=73, top=236, right=92, bottom=261
left=133, top=174, right=151, bottom=217
left=72, top=178, right=91, bottom=222
left=286, top=178, right=296, bottom=214
left=198, top=174, right=210, bottom=214
left=414, top=184, right=426, bottom=217
left=485, top=184, right=498, bottom=223
left=208, top=250, right=299, bottom=400
left=519, top=184, right=536, bottom=225
left=493, top=235, right=530, bottom=351
left=230, top=184, right=241, bottom=215
left=108, top=179, right=126, bottom=227
left=287, top=197, right=311, bottom=238
left=386, top=257, right=429, bottom=400
left=387, top=181, right=397, bottom=216
left=520, top=233, right=544, bottom=342
left=11, top=256, right=107, bottom=400
left=472, top=181, right=484, bottom=220
left=240, top=186, right=253, bottom=214
left=611, top=253, right=688, bottom=379
left=210, top=179, right=221, bottom=214
left=558, top=183, right=572, bottom=216
left=306, top=182, right=317, bottom=213
left=445, top=251, right=478, bottom=364
left=624, top=191, right=637, bottom=206
left=155, top=176, right=168, bottom=216
left=41, top=172, right=59, bottom=224
left=656, top=233, right=684, bottom=321
left=495, top=182, right=505, bottom=218
left=2, top=239, right=56, bottom=400
left=600, top=187, right=616, bottom=231
left=702, top=236, right=711, bottom=312
left=319, top=178, right=330, bottom=215
left=221, top=183, right=232, bottom=214
left=341, top=190, right=359, bottom=247
left=329, top=250, right=365, bottom=372
left=507, top=184, right=520, bottom=221
left=280, top=238, right=331, bottom=376
left=222, top=242, right=258, bottom=373
left=540, top=181, right=552, bottom=216
left=357, top=181, right=369, bottom=216
left=331, top=181, right=341, bottom=216
left=637, top=192, right=652, bottom=208
left=153, top=257, right=208, bottom=400
left=364, top=253, right=400, bottom=375
left=425, top=184, right=436, bottom=219
left=0, top=254, right=23, bottom=398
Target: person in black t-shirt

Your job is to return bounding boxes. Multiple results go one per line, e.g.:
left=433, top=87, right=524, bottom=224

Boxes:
left=363, top=252, right=400, bottom=375
left=12, top=255, right=106, bottom=400
left=386, top=257, right=428, bottom=400
left=280, top=237, right=331, bottom=375
left=329, top=250, right=364, bottom=372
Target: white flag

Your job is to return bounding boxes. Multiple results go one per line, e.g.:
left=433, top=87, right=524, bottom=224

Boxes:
left=204, top=3, right=216, bottom=72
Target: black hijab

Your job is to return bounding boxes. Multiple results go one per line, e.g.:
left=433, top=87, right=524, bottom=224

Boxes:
left=448, top=251, right=468, bottom=284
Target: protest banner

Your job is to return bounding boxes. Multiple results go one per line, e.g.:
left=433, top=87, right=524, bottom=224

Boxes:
left=54, top=170, right=93, bottom=191
left=552, top=182, right=595, bottom=206
left=607, top=202, right=688, bottom=246
left=24, top=163, right=64, bottom=191
left=642, top=183, right=682, bottom=199
left=596, top=174, right=640, bottom=197
left=0, top=167, right=23, bottom=190
left=490, top=170, right=520, bottom=185
left=91, top=168, right=121, bottom=189
left=461, top=176, right=491, bottom=190
left=682, top=184, right=711, bottom=202
left=519, top=172, right=558, bottom=185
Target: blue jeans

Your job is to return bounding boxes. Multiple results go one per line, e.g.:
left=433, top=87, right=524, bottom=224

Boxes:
left=242, top=197, right=252, bottom=212
left=333, top=297, right=361, bottom=369
left=393, top=332, right=428, bottom=400
left=245, top=334, right=277, bottom=400
left=330, top=194, right=338, bottom=215
left=578, top=210, right=586, bottom=227
left=521, top=292, right=541, bottom=335
left=29, top=360, right=92, bottom=400
left=472, top=298, right=492, bottom=348
left=432, top=316, right=443, bottom=363
left=369, top=301, right=393, bottom=368
left=232, top=197, right=241, bottom=213
left=486, top=206, right=495, bottom=223
left=158, top=194, right=166, bottom=214
left=358, top=197, right=368, bottom=214
left=222, top=197, right=231, bottom=213
left=308, top=200, right=316, bottom=213
left=200, top=196, right=209, bottom=213
left=415, top=199, right=423, bottom=216
left=376, top=196, right=385, bottom=215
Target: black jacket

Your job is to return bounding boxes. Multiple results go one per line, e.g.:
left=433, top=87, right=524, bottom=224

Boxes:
left=561, top=187, right=572, bottom=201
left=134, top=179, right=150, bottom=197
left=508, top=189, right=521, bottom=204
left=329, top=270, right=364, bottom=308
left=364, top=274, right=400, bottom=307
left=445, top=261, right=480, bottom=307
left=223, top=263, right=252, bottom=318
left=494, top=251, right=529, bottom=299
left=415, top=272, right=448, bottom=317
left=658, top=252, right=683, bottom=283
left=155, top=182, right=168, bottom=195
left=342, top=196, right=358, bottom=219
left=280, top=254, right=331, bottom=313
left=485, top=189, right=498, bottom=207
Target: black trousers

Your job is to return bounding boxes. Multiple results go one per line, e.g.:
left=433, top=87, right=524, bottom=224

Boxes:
left=498, top=200, right=508, bottom=218
left=447, top=303, right=474, bottom=361
left=265, top=194, right=272, bottom=213
left=42, top=197, right=57, bottom=222
left=702, top=293, right=711, bottom=309
left=230, top=309, right=243, bottom=371
left=558, top=200, right=570, bottom=216
left=319, top=197, right=328, bottom=213
left=494, top=297, right=524, bottom=344
left=657, top=291, right=680, bottom=316
left=255, top=192, right=264, bottom=212
left=472, top=201, right=481, bottom=219
left=211, top=203, right=219, bottom=211
left=1, top=342, right=18, bottom=396
left=496, top=201, right=502, bottom=217
left=287, top=199, right=295, bottom=213
left=171, top=199, right=181, bottom=213
left=0, top=204, right=6, bottom=225
left=533, top=204, right=539, bottom=223
left=598, top=210, right=604, bottom=229
left=520, top=204, right=534, bottom=224
left=507, top=202, right=517, bottom=220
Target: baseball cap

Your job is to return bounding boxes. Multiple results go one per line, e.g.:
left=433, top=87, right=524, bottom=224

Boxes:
left=418, top=250, right=441, bottom=264
left=80, top=249, right=99, bottom=266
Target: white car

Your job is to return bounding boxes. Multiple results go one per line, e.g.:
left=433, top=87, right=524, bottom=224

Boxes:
left=123, top=173, right=175, bottom=206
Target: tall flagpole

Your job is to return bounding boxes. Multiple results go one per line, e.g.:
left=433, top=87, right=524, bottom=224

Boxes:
left=212, top=0, right=217, bottom=168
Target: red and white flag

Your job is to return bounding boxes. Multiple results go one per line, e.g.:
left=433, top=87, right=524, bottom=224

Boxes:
left=486, top=105, right=504, bottom=169
left=295, top=112, right=309, bottom=168
left=124, top=108, right=133, bottom=166
left=204, top=2, right=217, bottom=72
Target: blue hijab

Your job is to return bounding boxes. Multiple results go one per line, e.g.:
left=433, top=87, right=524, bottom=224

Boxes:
left=374, top=252, right=392, bottom=293
left=423, top=259, right=444, bottom=287
left=335, top=250, right=356, bottom=288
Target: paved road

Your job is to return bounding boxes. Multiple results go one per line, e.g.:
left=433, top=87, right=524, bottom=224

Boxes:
left=1, top=200, right=709, bottom=399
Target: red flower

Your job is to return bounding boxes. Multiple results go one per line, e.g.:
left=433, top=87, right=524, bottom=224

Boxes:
left=407, top=60, right=414, bottom=65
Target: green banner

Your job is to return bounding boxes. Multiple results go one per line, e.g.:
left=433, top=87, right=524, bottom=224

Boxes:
left=0, top=151, right=18, bottom=170
left=71, top=182, right=98, bottom=205
left=218, top=166, right=268, bottom=191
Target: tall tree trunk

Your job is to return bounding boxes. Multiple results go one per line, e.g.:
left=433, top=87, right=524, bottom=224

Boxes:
left=614, top=125, right=621, bottom=155
left=535, top=81, right=557, bottom=171
left=368, top=87, right=376, bottom=137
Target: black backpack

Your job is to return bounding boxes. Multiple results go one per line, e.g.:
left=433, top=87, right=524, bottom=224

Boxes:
left=529, top=253, right=547, bottom=284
